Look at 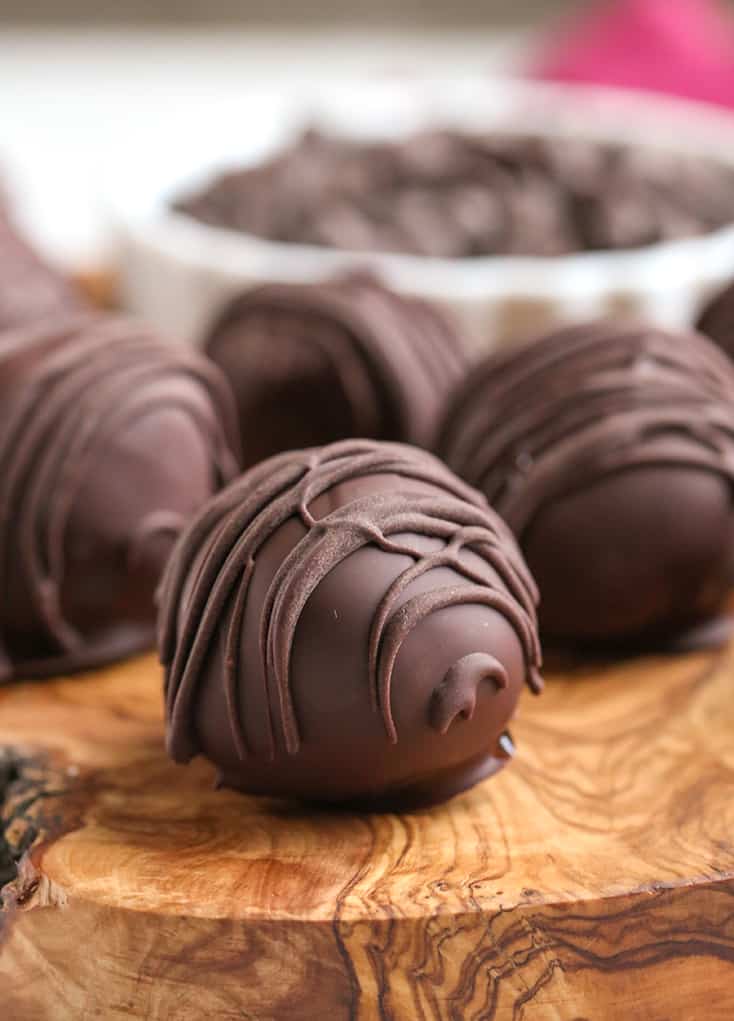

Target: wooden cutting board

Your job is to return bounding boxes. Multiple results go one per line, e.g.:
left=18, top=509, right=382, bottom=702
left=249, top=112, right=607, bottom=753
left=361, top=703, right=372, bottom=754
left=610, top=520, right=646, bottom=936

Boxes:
left=1, top=642, right=733, bottom=1021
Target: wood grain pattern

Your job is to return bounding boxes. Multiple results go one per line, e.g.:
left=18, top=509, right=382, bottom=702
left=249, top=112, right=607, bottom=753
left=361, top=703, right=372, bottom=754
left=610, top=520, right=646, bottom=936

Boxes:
left=1, top=644, right=733, bottom=1020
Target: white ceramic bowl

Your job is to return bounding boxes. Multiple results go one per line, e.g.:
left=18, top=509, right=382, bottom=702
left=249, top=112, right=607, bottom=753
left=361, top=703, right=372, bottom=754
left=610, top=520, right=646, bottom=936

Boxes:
left=114, top=77, right=734, bottom=353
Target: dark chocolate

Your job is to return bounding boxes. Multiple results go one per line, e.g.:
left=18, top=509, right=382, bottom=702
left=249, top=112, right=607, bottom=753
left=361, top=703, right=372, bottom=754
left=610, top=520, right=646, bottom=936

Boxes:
left=159, top=440, right=542, bottom=810
left=0, top=314, right=240, bottom=681
left=438, top=321, right=734, bottom=647
left=174, top=128, right=734, bottom=258
left=697, top=278, right=734, bottom=359
left=204, top=272, right=470, bottom=468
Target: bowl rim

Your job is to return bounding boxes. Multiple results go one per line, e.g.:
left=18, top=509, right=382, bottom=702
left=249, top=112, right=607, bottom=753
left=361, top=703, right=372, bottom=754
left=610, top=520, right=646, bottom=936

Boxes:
left=114, top=75, right=734, bottom=302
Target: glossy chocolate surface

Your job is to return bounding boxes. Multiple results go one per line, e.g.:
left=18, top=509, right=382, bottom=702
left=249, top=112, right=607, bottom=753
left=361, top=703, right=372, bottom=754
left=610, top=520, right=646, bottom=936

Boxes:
left=438, top=321, right=734, bottom=647
left=0, top=315, right=240, bottom=680
left=204, top=272, right=469, bottom=468
left=159, top=440, right=542, bottom=809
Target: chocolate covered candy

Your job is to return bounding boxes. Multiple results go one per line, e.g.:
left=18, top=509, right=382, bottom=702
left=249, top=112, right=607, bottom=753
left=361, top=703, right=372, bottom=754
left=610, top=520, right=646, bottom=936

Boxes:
left=438, top=321, right=734, bottom=647
left=0, top=315, right=240, bottom=680
left=204, top=272, right=469, bottom=468
left=159, top=440, right=542, bottom=810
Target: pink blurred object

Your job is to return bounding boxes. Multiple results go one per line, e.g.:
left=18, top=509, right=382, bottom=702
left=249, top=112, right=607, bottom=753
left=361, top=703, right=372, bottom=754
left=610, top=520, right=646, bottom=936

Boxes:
left=531, top=0, right=734, bottom=109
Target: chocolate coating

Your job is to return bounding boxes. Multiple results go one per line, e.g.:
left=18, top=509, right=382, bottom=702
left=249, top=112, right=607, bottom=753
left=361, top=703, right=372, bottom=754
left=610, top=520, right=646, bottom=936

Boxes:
left=174, top=128, right=734, bottom=258
left=438, top=321, right=734, bottom=647
left=0, top=204, right=83, bottom=329
left=159, top=440, right=542, bottom=810
left=0, top=315, right=240, bottom=681
left=204, top=272, right=470, bottom=468
left=697, top=279, right=734, bottom=359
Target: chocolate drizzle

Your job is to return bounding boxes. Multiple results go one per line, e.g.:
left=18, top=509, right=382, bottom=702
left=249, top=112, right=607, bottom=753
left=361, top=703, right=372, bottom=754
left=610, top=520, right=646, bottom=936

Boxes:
left=438, top=321, right=734, bottom=538
left=160, top=440, right=542, bottom=769
left=0, top=315, right=240, bottom=680
left=429, top=653, right=508, bottom=735
left=204, top=272, right=469, bottom=462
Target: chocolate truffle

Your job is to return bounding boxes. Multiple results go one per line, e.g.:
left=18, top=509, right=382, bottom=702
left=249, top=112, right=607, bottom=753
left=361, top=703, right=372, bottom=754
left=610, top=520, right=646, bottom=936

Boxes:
left=0, top=203, right=83, bottom=330
left=174, top=127, right=734, bottom=258
left=159, top=440, right=542, bottom=810
left=697, top=279, right=734, bottom=359
left=203, top=272, right=469, bottom=468
left=438, top=321, right=734, bottom=648
left=0, top=314, right=240, bottom=681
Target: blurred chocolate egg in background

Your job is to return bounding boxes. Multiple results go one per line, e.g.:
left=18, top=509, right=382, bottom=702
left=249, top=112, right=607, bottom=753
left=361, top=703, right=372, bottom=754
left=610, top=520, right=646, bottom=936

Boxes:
left=203, top=272, right=470, bottom=466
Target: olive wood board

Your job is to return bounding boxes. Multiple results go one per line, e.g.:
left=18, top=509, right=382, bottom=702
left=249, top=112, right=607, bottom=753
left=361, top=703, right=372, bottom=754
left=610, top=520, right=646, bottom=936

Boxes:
left=0, top=643, right=733, bottom=1021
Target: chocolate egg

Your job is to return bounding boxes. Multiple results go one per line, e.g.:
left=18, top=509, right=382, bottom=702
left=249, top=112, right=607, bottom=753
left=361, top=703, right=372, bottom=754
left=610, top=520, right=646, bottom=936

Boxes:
left=0, top=315, right=240, bottom=680
left=438, top=321, right=734, bottom=648
left=159, top=440, right=542, bottom=810
left=203, top=272, right=469, bottom=469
